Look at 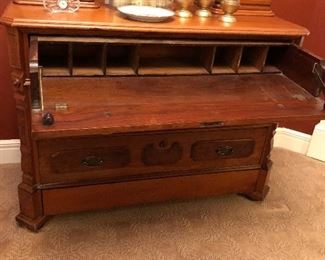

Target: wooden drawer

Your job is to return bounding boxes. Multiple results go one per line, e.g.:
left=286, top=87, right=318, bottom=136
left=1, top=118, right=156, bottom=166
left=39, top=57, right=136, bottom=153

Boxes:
left=37, top=125, right=273, bottom=187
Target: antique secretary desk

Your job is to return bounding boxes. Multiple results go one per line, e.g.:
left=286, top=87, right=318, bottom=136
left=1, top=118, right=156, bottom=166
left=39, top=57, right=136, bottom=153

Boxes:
left=1, top=0, right=324, bottom=231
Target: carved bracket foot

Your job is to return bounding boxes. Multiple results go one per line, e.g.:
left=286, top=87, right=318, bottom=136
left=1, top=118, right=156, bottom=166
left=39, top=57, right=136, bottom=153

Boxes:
left=16, top=214, right=50, bottom=232
left=17, top=183, right=49, bottom=232
left=240, top=185, right=270, bottom=201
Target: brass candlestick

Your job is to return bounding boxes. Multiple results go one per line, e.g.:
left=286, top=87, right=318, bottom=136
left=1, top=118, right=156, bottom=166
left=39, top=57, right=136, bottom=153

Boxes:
left=219, top=0, right=240, bottom=23
left=196, top=0, right=214, bottom=17
left=176, top=0, right=193, bottom=18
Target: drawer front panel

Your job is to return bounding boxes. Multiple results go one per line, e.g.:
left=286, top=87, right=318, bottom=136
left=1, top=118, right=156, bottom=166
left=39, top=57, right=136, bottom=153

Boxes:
left=51, top=147, right=130, bottom=174
left=191, top=139, right=255, bottom=161
left=37, top=125, right=272, bottom=186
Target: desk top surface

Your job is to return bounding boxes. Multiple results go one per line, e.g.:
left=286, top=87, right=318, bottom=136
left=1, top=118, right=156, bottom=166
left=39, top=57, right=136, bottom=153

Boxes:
left=1, top=3, right=308, bottom=38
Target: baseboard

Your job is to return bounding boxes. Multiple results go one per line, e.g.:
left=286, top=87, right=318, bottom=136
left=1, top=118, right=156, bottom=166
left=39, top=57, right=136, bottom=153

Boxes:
left=0, top=139, right=21, bottom=164
left=0, top=128, right=316, bottom=164
left=274, top=128, right=312, bottom=155
left=307, top=120, right=325, bottom=162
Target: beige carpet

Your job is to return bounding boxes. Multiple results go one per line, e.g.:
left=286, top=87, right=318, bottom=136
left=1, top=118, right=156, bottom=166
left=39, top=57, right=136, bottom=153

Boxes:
left=0, top=148, right=325, bottom=260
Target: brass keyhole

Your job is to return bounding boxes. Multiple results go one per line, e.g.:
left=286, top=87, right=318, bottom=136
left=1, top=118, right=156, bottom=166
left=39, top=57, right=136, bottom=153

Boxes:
left=159, top=140, right=169, bottom=149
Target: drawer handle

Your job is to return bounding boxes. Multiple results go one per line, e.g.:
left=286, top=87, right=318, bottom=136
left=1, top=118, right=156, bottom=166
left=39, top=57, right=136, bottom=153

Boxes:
left=81, top=156, right=104, bottom=167
left=216, top=146, right=234, bottom=157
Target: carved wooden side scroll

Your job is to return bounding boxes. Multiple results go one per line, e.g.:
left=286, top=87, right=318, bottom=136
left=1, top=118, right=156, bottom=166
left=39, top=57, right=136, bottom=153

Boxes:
left=7, top=28, right=49, bottom=230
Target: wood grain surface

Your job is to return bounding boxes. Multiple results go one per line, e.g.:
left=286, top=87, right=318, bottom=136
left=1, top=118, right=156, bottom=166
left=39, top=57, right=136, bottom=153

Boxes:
left=31, top=74, right=324, bottom=139
left=42, top=169, right=260, bottom=215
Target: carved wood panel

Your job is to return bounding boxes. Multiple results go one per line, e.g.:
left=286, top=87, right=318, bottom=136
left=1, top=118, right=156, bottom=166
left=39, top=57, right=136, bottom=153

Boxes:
left=141, top=142, right=183, bottom=166
left=6, top=28, right=47, bottom=227
left=7, top=28, right=36, bottom=187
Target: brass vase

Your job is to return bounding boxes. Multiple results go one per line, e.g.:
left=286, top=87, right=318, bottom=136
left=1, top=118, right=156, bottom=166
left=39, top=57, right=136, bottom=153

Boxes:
left=196, top=0, right=214, bottom=17
left=176, top=0, right=193, bottom=18
left=219, top=0, right=240, bottom=23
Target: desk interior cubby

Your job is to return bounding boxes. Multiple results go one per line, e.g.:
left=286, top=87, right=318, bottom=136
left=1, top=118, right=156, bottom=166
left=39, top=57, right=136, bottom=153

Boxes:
left=73, top=43, right=105, bottom=76
left=264, top=46, right=289, bottom=73
left=39, top=42, right=70, bottom=76
left=34, top=37, right=292, bottom=78
left=138, top=45, right=211, bottom=75
left=106, top=45, right=138, bottom=76
left=238, top=46, right=269, bottom=73
left=213, top=46, right=242, bottom=74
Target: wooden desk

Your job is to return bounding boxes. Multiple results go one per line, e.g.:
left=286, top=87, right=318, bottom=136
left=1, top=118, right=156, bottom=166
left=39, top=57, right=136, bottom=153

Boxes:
left=1, top=2, right=324, bottom=231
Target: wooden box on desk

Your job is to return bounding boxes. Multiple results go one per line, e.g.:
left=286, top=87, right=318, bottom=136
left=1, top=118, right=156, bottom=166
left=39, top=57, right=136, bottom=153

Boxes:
left=1, top=1, right=324, bottom=231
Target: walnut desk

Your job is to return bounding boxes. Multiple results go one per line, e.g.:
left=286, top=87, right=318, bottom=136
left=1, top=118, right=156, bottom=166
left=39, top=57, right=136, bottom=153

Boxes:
left=1, top=2, right=325, bottom=231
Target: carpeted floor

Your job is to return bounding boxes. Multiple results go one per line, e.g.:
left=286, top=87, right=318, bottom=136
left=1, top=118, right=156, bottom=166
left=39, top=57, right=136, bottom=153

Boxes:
left=0, top=148, right=325, bottom=260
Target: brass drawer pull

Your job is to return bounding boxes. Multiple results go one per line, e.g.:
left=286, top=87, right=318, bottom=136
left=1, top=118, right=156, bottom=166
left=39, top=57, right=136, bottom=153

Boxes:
left=82, top=156, right=104, bottom=167
left=216, top=146, right=234, bottom=157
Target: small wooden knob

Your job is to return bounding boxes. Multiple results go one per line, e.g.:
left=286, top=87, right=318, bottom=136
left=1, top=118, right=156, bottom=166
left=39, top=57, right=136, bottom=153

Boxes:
left=42, top=112, right=54, bottom=126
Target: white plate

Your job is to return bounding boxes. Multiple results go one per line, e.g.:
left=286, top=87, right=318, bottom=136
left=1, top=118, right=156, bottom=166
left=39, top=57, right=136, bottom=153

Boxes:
left=117, top=5, right=174, bottom=22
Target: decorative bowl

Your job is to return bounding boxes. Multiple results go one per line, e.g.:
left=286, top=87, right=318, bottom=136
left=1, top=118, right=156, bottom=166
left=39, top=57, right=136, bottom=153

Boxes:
left=117, top=5, right=175, bottom=22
